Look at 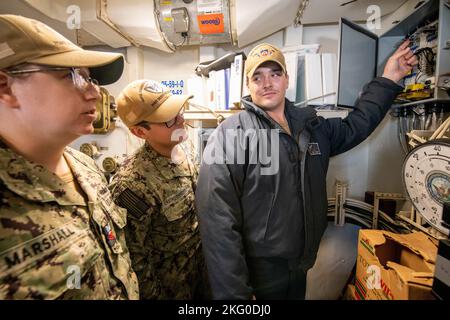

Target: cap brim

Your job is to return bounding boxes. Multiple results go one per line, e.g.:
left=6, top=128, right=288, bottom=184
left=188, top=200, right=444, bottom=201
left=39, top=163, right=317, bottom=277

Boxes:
left=145, top=94, right=193, bottom=123
left=90, top=57, right=124, bottom=86
left=247, top=58, right=286, bottom=79
left=28, top=49, right=124, bottom=85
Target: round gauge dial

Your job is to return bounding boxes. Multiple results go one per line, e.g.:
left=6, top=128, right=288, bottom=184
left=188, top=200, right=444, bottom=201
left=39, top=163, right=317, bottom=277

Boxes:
left=402, top=139, right=450, bottom=236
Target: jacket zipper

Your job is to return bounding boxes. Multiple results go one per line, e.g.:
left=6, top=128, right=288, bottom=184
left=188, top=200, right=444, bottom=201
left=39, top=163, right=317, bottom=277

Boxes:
left=280, top=128, right=310, bottom=262
left=298, top=130, right=310, bottom=263
left=245, top=100, right=312, bottom=261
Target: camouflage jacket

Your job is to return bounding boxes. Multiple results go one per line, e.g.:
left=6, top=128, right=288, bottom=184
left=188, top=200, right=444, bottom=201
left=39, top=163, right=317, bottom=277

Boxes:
left=109, top=141, right=204, bottom=299
left=0, top=142, right=139, bottom=300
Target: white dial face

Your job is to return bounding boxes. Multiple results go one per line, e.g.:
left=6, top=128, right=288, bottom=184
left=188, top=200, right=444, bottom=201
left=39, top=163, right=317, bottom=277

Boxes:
left=403, top=141, right=450, bottom=236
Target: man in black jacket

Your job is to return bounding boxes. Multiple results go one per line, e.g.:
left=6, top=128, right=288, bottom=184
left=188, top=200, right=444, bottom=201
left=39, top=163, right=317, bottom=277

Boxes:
left=195, top=41, right=417, bottom=299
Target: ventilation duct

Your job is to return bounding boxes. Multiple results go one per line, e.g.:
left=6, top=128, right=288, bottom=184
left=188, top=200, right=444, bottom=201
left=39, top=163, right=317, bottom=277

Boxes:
left=22, top=0, right=174, bottom=52
left=18, top=0, right=307, bottom=52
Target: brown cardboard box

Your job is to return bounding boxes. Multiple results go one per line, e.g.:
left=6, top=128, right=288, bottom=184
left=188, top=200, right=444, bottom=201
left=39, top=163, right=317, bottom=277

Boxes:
left=355, top=230, right=438, bottom=300
left=343, top=284, right=358, bottom=300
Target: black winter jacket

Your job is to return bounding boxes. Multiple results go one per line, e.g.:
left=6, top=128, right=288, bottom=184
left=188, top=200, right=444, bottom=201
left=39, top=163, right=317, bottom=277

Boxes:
left=195, top=77, right=402, bottom=299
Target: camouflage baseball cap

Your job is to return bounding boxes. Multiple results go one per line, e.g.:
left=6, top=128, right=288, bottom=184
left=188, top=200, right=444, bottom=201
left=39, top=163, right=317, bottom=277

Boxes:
left=245, top=43, right=286, bottom=78
left=0, top=14, right=124, bottom=85
left=116, top=79, right=193, bottom=127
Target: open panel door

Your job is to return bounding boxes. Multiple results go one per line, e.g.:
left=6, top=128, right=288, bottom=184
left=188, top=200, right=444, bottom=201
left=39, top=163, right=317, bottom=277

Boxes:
left=337, top=18, right=378, bottom=108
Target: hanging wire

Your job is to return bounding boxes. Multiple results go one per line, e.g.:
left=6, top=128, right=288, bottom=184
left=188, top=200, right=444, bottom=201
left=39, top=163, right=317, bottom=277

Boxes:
left=294, top=0, right=310, bottom=26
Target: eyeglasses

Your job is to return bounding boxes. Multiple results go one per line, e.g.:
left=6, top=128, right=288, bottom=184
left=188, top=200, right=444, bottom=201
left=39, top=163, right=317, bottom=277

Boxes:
left=164, top=108, right=185, bottom=128
left=138, top=108, right=185, bottom=129
left=5, top=67, right=99, bottom=93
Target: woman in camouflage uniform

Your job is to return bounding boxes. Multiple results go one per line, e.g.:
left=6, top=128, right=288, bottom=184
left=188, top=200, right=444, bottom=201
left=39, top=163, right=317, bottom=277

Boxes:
left=0, top=14, right=139, bottom=299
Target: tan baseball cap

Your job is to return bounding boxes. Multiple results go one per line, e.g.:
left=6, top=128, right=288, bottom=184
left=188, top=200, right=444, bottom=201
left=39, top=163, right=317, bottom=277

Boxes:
left=245, top=43, right=286, bottom=79
left=0, top=14, right=124, bottom=85
left=116, top=79, right=193, bottom=127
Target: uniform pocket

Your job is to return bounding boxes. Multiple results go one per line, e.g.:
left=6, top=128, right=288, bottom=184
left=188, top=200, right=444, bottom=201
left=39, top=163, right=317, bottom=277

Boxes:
left=96, top=199, right=139, bottom=299
left=92, top=199, right=139, bottom=299
left=160, top=187, right=193, bottom=222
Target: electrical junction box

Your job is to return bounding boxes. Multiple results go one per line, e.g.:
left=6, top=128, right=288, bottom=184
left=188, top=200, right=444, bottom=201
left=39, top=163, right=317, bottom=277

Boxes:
left=337, top=0, right=450, bottom=108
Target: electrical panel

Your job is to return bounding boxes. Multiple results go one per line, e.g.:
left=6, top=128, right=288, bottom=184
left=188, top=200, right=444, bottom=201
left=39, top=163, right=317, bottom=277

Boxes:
left=397, top=20, right=439, bottom=103
left=337, top=0, right=450, bottom=108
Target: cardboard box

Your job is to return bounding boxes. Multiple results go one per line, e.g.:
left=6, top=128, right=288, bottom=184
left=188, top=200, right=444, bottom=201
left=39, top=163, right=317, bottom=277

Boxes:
left=432, top=239, right=450, bottom=300
left=355, top=230, right=438, bottom=300
left=343, top=284, right=358, bottom=300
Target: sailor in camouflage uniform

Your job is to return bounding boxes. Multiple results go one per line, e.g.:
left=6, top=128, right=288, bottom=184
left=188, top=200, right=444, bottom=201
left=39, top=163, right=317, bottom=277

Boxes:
left=109, top=80, right=208, bottom=299
left=0, top=15, right=139, bottom=299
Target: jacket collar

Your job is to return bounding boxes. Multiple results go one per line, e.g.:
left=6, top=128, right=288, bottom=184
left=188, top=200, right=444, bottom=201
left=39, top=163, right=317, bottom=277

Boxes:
left=241, top=95, right=278, bottom=128
left=241, top=95, right=318, bottom=136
